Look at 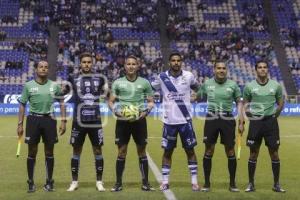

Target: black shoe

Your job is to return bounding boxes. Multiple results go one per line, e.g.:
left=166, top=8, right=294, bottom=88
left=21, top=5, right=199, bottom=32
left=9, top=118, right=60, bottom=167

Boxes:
left=245, top=182, right=255, bottom=192
left=141, top=183, right=155, bottom=191
left=201, top=183, right=210, bottom=192
left=43, top=179, right=54, bottom=192
left=111, top=183, right=122, bottom=192
left=27, top=180, right=36, bottom=193
left=272, top=183, right=286, bottom=193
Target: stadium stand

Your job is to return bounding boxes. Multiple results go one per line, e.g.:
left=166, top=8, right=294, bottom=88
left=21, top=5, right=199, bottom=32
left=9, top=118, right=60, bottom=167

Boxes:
left=271, top=0, right=300, bottom=93
left=0, top=0, right=299, bottom=99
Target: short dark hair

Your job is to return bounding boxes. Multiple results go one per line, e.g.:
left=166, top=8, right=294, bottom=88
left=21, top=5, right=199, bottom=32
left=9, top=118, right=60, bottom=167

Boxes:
left=79, top=52, right=93, bottom=61
left=34, top=60, right=48, bottom=68
left=168, top=52, right=182, bottom=61
left=255, top=60, right=268, bottom=70
left=213, top=59, right=227, bottom=68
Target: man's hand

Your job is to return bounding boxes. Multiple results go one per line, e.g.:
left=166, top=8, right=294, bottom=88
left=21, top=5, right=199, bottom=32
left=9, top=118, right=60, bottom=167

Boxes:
left=59, top=121, right=66, bottom=135
left=238, top=121, right=244, bottom=135
left=138, top=111, right=148, bottom=120
left=17, top=125, right=23, bottom=138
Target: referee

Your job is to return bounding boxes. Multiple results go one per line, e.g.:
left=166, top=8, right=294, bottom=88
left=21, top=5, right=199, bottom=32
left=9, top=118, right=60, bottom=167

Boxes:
left=197, top=60, right=244, bottom=192
left=108, top=55, right=155, bottom=192
left=17, top=60, right=66, bottom=193
left=243, top=60, right=285, bottom=193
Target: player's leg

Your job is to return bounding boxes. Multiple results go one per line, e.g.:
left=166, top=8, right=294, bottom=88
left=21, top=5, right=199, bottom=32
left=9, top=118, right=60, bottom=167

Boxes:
left=111, top=144, right=128, bottom=192
left=92, top=145, right=105, bottom=191
left=184, top=148, right=200, bottom=191
left=160, top=123, right=178, bottom=191
left=25, top=115, right=41, bottom=193
left=265, top=117, right=285, bottom=192
left=245, top=146, right=260, bottom=192
left=225, top=145, right=238, bottom=192
left=67, top=122, right=85, bottom=191
left=268, top=147, right=285, bottom=192
left=221, top=117, right=239, bottom=191
left=27, top=144, right=38, bottom=193
left=245, top=119, right=263, bottom=192
left=66, top=145, right=83, bottom=191
left=43, top=143, right=55, bottom=191
left=111, top=120, right=130, bottom=192
left=179, top=122, right=199, bottom=191
left=160, top=148, right=174, bottom=191
left=136, top=144, right=154, bottom=191
left=202, top=116, right=219, bottom=192
left=89, top=127, right=105, bottom=191
left=202, top=143, right=215, bottom=191
left=41, top=116, right=58, bottom=192
left=131, top=118, right=154, bottom=191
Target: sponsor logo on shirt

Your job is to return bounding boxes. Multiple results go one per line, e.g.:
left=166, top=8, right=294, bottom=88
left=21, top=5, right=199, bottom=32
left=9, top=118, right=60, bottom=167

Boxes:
left=30, top=87, right=39, bottom=92
left=82, top=110, right=96, bottom=116
left=167, top=92, right=185, bottom=100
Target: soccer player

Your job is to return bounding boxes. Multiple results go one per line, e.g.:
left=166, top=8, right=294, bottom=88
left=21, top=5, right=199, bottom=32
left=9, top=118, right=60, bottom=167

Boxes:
left=197, top=60, right=244, bottom=192
left=243, top=60, right=285, bottom=193
left=108, top=55, right=155, bottom=192
left=17, top=60, right=66, bottom=192
left=65, top=52, right=108, bottom=192
left=151, top=52, right=200, bottom=191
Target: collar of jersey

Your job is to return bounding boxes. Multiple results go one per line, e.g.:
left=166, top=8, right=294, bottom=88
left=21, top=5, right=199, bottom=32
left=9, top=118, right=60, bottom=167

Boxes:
left=34, top=79, right=48, bottom=85
left=125, top=75, right=138, bottom=82
left=167, top=69, right=182, bottom=78
left=214, top=77, right=227, bottom=84
left=256, top=78, right=269, bottom=86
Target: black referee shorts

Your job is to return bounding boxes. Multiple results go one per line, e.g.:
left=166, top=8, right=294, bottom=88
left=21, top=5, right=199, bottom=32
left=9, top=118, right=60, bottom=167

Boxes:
left=115, top=118, right=148, bottom=146
left=203, top=112, right=236, bottom=147
left=247, top=115, right=280, bottom=149
left=25, top=114, right=58, bottom=145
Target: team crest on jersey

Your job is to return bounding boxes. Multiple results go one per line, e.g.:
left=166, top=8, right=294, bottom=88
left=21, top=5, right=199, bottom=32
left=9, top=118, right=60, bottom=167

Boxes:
left=137, top=85, right=142, bottom=89
left=226, top=88, right=233, bottom=92
left=50, top=87, right=54, bottom=92
left=270, top=88, right=275, bottom=94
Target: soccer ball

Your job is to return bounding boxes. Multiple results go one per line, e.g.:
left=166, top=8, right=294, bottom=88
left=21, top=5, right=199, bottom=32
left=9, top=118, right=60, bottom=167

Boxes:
left=121, top=105, right=139, bottom=121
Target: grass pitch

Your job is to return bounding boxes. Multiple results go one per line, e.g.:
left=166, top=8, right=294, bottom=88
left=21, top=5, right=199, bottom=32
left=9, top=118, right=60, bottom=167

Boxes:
left=0, top=116, right=299, bottom=200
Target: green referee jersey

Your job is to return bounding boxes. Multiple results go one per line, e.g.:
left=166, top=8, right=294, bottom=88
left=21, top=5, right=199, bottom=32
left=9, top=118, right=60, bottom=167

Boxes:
left=18, top=79, right=62, bottom=114
left=243, top=79, right=283, bottom=116
left=197, top=78, right=242, bottom=112
left=111, top=76, right=153, bottom=110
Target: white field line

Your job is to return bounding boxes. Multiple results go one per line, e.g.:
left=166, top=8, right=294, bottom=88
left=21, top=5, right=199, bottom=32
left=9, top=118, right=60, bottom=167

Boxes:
left=146, top=151, right=177, bottom=200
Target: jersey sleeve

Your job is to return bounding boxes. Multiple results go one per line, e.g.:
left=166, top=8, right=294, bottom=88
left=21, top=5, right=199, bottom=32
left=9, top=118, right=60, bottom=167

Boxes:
left=233, top=82, right=242, bottom=101
left=196, top=82, right=206, bottom=99
left=100, top=77, right=108, bottom=95
left=151, top=75, right=161, bottom=90
left=190, top=73, right=199, bottom=90
left=275, top=83, right=283, bottom=101
left=243, top=84, right=251, bottom=102
left=55, top=82, right=62, bottom=97
left=144, top=80, right=154, bottom=97
left=18, top=83, right=29, bottom=105
left=111, top=80, right=118, bottom=96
